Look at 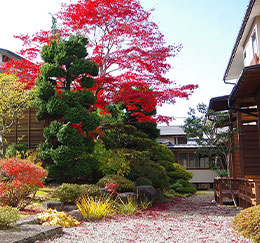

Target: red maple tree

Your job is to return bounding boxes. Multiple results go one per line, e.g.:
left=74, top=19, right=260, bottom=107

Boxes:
left=1, top=0, right=198, bottom=123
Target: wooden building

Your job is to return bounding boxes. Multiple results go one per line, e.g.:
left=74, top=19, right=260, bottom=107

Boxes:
left=211, top=0, right=260, bottom=208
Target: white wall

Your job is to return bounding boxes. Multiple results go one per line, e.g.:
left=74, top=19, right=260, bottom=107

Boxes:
left=187, top=169, right=217, bottom=183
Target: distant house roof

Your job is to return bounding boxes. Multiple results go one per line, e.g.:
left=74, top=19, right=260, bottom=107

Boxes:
left=158, top=125, right=185, bottom=136
left=0, top=48, right=23, bottom=61
left=223, top=0, right=260, bottom=81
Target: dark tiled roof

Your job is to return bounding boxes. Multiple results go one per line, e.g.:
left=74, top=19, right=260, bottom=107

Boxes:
left=0, top=48, right=23, bottom=61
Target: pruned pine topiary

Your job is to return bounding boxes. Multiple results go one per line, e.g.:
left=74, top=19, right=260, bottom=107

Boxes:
left=36, top=36, right=100, bottom=182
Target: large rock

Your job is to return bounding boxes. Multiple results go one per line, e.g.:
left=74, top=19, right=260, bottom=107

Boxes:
left=117, top=192, right=136, bottom=204
left=42, top=201, right=64, bottom=211
left=67, top=209, right=84, bottom=221
left=135, top=185, right=161, bottom=203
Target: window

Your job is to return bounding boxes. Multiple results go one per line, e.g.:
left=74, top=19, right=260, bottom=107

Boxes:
left=252, top=31, right=258, bottom=55
left=177, top=152, right=210, bottom=169
left=178, top=137, right=187, bottom=144
left=189, top=153, right=199, bottom=167
left=178, top=153, right=188, bottom=167
left=199, top=157, right=210, bottom=168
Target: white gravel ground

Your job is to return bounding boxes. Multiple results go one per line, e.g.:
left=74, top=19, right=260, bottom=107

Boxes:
left=41, top=194, right=252, bottom=243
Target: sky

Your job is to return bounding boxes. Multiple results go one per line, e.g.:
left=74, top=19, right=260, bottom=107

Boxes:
left=1, top=0, right=249, bottom=125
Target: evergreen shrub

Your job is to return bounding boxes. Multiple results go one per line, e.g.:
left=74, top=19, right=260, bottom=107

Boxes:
left=232, top=205, right=260, bottom=242
left=96, top=175, right=135, bottom=193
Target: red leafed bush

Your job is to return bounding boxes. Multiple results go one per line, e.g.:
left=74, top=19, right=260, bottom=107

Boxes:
left=0, top=158, right=47, bottom=210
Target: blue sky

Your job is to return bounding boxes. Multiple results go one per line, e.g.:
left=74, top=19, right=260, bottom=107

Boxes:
left=1, top=0, right=249, bottom=124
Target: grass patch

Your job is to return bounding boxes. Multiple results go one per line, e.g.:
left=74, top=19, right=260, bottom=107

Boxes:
left=195, top=190, right=214, bottom=196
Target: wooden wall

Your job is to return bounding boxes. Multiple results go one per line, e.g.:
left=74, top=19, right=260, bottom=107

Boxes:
left=242, top=125, right=260, bottom=177
left=231, top=132, right=241, bottom=178
left=5, top=107, right=43, bottom=148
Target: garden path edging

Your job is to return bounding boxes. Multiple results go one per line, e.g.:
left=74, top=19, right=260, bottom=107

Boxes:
left=0, top=216, right=62, bottom=243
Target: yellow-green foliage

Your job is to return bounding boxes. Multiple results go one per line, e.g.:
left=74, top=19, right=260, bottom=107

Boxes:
left=231, top=205, right=260, bottom=242
left=115, top=196, right=151, bottom=215
left=0, top=206, right=20, bottom=229
left=0, top=74, right=32, bottom=157
left=37, top=209, right=80, bottom=227
left=76, top=195, right=115, bottom=220
left=115, top=196, right=139, bottom=215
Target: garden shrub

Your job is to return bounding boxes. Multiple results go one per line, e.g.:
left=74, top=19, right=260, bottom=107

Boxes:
left=0, top=206, right=19, bottom=229
left=6, top=143, right=29, bottom=159
left=170, top=179, right=196, bottom=194
left=149, top=144, right=175, bottom=163
left=0, top=158, right=47, bottom=210
left=79, top=184, right=101, bottom=198
left=136, top=177, right=153, bottom=186
left=168, top=163, right=193, bottom=181
left=231, top=205, right=260, bottom=242
left=125, top=150, right=170, bottom=189
left=52, top=183, right=102, bottom=204
left=93, top=142, right=130, bottom=176
left=96, top=175, right=135, bottom=192
left=52, top=183, right=81, bottom=204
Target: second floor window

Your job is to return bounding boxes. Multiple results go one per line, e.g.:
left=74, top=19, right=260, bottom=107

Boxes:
left=252, top=31, right=258, bottom=56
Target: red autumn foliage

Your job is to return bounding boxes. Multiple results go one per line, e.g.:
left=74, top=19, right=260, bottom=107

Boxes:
left=1, top=0, right=198, bottom=123
left=105, top=183, right=119, bottom=196
left=0, top=158, right=47, bottom=209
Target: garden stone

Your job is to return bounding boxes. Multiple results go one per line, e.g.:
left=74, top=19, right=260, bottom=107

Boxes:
left=42, top=201, right=64, bottom=211
left=100, top=188, right=107, bottom=196
left=67, top=209, right=84, bottom=221
left=135, top=185, right=158, bottom=203
left=64, top=205, right=78, bottom=212
left=117, top=192, right=136, bottom=203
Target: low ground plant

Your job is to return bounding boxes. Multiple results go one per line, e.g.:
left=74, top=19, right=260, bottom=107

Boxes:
left=115, top=196, right=139, bottom=215
left=0, top=206, right=20, bottom=229
left=231, top=205, right=260, bottom=242
left=37, top=208, right=80, bottom=227
left=76, top=195, right=115, bottom=220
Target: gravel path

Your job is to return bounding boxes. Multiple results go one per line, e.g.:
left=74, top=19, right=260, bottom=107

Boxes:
left=41, top=194, right=252, bottom=243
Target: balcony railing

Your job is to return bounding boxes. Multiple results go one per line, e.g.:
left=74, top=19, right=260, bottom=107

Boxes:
left=214, top=177, right=260, bottom=208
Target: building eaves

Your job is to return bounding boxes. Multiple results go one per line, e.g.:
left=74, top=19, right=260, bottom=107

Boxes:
left=223, top=0, right=255, bottom=81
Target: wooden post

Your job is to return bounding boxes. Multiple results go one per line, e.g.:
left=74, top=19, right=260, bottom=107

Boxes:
left=28, top=107, right=31, bottom=148
left=237, top=111, right=244, bottom=178
left=255, top=92, right=260, bottom=151
left=255, top=182, right=260, bottom=205
left=230, top=115, right=236, bottom=178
